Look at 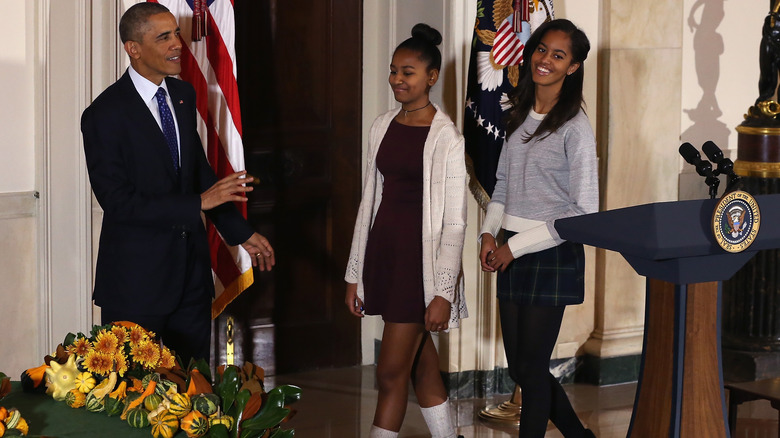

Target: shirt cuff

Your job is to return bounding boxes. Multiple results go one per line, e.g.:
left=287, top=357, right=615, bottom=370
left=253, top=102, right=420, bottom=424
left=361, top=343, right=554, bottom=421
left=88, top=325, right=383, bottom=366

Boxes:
left=506, top=222, right=557, bottom=258
left=478, top=202, right=505, bottom=243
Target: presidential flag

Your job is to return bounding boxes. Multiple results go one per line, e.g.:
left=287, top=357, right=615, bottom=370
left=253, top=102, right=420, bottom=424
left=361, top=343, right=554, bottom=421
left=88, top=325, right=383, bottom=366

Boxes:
left=464, top=0, right=554, bottom=208
left=149, top=0, right=253, bottom=319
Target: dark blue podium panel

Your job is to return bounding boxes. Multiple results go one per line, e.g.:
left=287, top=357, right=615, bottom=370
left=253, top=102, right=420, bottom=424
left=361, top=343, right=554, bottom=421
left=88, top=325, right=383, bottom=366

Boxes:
left=554, top=194, right=780, bottom=284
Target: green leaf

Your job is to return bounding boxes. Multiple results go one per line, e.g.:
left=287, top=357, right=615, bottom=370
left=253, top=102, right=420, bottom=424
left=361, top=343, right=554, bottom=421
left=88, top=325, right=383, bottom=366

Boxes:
left=63, top=332, right=77, bottom=346
left=216, top=365, right=241, bottom=414
left=232, top=388, right=252, bottom=432
left=274, top=385, right=302, bottom=406
left=269, top=429, right=295, bottom=438
left=190, top=358, right=213, bottom=382
left=206, top=424, right=230, bottom=438
left=240, top=406, right=291, bottom=431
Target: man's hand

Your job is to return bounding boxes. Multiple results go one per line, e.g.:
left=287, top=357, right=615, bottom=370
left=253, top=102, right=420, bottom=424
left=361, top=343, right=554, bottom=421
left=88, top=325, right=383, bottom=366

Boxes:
left=345, top=282, right=364, bottom=317
left=201, top=171, right=254, bottom=211
left=241, top=233, right=275, bottom=271
left=425, top=296, right=451, bottom=332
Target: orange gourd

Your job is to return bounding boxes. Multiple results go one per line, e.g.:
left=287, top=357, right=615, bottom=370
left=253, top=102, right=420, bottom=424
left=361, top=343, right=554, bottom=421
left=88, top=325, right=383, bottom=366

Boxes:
left=125, top=379, right=157, bottom=412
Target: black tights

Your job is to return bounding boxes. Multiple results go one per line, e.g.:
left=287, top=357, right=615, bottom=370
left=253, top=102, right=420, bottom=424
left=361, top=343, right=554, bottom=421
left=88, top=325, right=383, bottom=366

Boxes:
left=499, top=300, right=587, bottom=438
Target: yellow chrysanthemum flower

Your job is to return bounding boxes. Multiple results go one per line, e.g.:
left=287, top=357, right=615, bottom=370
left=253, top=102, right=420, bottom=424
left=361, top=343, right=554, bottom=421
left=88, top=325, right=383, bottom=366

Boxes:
left=128, top=325, right=148, bottom=347
left=110, top=325, right=129, bottom=346
left=83, top=350, right=114, bottom=376
left=93, top=329, right=120, bottom=355
left=113, top=351, right=129, bottom=377
left=67, top=337, right=92, bottom=357
left=131, top=339, right=161, bottom=369
left=160, top=347, right=176, bottom=369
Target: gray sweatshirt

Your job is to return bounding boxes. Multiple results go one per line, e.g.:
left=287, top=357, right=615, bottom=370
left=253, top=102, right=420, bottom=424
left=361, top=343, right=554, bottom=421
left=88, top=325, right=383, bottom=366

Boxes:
left=480, top=108, right=598, bottom=257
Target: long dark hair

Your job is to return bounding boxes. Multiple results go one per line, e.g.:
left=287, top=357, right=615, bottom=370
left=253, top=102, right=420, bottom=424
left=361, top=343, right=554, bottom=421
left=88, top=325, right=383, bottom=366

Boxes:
left=394, top=23, right=443, bottom=72
left=504, top=19, right=590, bottom=141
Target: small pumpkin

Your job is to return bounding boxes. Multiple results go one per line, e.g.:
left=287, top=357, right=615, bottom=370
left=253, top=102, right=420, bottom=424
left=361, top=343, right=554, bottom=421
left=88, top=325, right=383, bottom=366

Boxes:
left=191, top=393, right=220, bottom=416
left=144, top=392, right=165, bottom=412
left=0, top=406, right=7, bottom=422
left=44, top=354, right=79, bottom=401
left=120, top=390, right=143, bottom=420
left=20, top=363, right=49, bottom=393
left=75, top=371, right=96, bottom=393
left=209, top=410, right=234, bottom=432
left=150, top=409, right=179, bottom=438
left=85, top=371, right=118, bottom=413
left=4, top=408, right=21, bottom=428
left=126, top=406, right=151, bottom=428
left=13, top=417, right=29, bottom=435
left=142, top=372, right=161, bottom=389
left=65, top=388, right=86, bottom=408
left=0, top=421, right=5, bottom=436
left=123, top=379, right=157, bottom=416
left=180, top=409, right=209, bottom=437
left=167, top=392, right=192, bottom=419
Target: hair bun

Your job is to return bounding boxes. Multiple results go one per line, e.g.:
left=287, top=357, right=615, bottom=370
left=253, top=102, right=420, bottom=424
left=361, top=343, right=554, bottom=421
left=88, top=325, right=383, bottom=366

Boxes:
left=411, top=23, right=442, bottom=46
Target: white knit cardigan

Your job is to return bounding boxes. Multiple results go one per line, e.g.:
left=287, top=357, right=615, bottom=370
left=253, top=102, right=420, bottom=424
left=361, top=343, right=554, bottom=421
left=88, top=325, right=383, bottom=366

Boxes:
left=345, top=104, right=469, bottom=327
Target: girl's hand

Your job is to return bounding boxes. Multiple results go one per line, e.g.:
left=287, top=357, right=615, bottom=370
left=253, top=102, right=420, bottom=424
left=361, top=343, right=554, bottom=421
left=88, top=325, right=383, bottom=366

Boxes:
left=345, top=283, right=364, bottom=317
left=480, top=233, right=498, bottom=272
left=487, top=244, right=514, bottom=272
left=425, top=296, right=451, bottom=332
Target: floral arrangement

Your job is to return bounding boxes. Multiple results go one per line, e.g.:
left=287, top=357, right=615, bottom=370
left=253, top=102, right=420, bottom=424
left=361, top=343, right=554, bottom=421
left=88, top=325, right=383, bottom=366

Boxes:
left=19, top=322, right=301, bottom=438
left=63, top=321, right=176, bottom=378
left=0, top=371, right=29, bottom=437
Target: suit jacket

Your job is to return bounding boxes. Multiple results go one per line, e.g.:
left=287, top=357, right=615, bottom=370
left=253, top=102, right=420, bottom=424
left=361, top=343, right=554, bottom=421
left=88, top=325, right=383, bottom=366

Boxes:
left=81, top=70, right=253, bottom=315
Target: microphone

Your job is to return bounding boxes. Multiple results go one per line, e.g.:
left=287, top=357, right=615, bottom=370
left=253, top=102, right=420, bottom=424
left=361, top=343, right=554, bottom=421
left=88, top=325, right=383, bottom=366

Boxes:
left=679, top=142, right=713, bottom=178
left=679, top=142, right=719, bottom=199
left=701, top=141, right=724, bottom=167
left=701, top=140, right=741, bottom=193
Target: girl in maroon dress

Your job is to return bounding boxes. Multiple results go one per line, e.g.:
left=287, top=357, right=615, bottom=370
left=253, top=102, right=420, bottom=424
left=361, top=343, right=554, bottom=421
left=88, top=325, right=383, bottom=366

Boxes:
left=344, top=24, right=468, bottom=438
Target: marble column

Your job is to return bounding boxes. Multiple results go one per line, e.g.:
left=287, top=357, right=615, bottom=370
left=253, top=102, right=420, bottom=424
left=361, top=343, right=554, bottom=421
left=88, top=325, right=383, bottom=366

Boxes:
left=582, top=0, right=684, bottom=384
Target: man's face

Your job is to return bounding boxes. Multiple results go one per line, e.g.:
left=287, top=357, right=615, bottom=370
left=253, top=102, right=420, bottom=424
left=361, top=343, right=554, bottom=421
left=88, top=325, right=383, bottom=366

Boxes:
left=125, top=12, right=182, bottom=85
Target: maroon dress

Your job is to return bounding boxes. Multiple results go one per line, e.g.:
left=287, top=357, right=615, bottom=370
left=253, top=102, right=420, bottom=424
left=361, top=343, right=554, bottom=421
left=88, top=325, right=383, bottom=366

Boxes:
left=362, top=119, right=430, bottom=323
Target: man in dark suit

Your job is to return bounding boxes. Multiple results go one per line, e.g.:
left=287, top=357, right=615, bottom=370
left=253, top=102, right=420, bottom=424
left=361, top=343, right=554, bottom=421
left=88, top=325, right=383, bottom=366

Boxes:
left=81, top=2, right=274, bottom=364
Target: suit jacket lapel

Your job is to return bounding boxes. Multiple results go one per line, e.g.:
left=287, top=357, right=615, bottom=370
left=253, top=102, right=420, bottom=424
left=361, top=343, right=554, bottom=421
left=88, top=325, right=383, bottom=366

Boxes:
left=118, top=72, right=179, bottom=182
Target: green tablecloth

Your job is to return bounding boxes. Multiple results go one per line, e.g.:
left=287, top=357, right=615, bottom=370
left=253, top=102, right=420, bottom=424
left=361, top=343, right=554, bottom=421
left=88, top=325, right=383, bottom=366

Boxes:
left=2, top=382, right=187, bottom=438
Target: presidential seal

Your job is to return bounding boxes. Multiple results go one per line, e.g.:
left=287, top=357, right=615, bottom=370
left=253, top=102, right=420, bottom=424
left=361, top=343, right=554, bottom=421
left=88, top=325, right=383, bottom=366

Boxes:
left=712, top=190, right=760, bottom=253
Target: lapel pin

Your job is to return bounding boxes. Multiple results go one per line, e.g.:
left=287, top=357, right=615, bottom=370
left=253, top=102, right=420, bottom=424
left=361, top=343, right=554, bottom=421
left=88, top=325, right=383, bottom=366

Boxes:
left=179, top=100, right=183, bottom=104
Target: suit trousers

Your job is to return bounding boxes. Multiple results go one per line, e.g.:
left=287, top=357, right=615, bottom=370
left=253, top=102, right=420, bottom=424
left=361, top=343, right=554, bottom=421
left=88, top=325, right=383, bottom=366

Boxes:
left=101, top=232, right=212, bottom=365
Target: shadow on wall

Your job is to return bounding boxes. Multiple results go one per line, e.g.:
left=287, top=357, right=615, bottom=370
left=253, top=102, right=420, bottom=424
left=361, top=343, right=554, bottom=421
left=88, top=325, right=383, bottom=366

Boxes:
left=681, top=0, right=730, bottom=149
left=680, top=0, right=732, bottom=200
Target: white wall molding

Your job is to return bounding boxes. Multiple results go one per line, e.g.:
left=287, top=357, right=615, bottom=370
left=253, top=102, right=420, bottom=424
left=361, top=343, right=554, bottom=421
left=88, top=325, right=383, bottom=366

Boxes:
left=36, top=0, right=95, bottom=359
left=0, top=192, right=38, bottom=220
left=35, top=0, right=53, bottom=363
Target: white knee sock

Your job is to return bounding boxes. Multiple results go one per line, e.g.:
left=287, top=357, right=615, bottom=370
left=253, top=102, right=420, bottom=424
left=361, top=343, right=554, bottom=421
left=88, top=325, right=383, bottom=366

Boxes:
left=420, top=399, right=457, bottom=438
left=369, top=425, right=399, bottom=438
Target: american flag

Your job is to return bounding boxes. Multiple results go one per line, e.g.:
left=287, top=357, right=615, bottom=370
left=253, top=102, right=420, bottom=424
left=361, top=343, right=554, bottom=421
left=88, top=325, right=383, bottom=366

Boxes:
left=148, top=0, right=253, bottom=319
left=464, top=0, right=554, bottom=207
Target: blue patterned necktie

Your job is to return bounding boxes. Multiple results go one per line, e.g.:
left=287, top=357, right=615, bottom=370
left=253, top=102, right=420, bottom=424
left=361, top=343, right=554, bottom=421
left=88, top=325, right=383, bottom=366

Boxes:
left=154, top=87, right=180, bottom=172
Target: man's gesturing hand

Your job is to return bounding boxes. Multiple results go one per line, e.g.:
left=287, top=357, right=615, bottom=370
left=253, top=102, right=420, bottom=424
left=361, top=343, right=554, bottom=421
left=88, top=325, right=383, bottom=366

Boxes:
left=201, top=171, right=254, bottom=211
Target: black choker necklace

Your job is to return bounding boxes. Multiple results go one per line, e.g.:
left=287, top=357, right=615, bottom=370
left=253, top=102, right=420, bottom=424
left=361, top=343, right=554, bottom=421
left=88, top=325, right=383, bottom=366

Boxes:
left=403, top=101, right=431, bottom=116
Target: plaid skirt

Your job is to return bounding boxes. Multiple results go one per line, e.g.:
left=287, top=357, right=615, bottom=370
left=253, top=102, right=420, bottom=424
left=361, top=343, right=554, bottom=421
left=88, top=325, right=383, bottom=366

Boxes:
left=496, top=230, right=585, bottom=306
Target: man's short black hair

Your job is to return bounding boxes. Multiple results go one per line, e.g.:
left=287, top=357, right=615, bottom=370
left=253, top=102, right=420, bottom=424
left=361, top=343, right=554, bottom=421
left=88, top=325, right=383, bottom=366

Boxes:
left=119, top=2, right=171, bottom=43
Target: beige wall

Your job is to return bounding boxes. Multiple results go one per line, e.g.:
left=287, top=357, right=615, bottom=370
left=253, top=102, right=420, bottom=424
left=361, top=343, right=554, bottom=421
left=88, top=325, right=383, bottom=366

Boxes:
left=0, top=1, right=40, bottom=377
left=0, top=0, right=770, bottom=380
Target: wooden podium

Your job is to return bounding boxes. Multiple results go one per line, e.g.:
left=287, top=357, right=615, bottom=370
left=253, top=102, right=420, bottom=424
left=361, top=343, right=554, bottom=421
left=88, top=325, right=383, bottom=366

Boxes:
left=555, top=195, right=780, bottom=437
